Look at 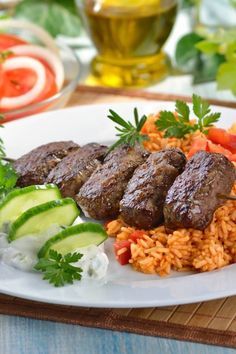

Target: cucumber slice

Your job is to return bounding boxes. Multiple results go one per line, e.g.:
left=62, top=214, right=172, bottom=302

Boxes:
left=8, top=198, right=79, bottom=242
left=0, top=184, right=61, bottom=230
left=38, top=222, right=107, bottom=258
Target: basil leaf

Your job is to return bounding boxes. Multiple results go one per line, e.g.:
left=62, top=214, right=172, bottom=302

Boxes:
left=193, top=53, right=225, bottom=84
left=175, top=32, right=203, bottom=72
left=15, top=0, right=82, bottom=37
left=195, top=40, right=220, bottom=55
left=217, top=62, right=236, bottom=95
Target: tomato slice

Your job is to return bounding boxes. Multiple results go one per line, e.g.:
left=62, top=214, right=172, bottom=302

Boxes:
left=2, top=68, right=37, bottom=97
left=0, top=65, right=5, bottom=97
left=129, top=230, right=145, bottom=243
left=188, top=136, right=208, bottom=158
left=0, top=34, right=27, bottom=51
left=0, top=62, right=57, bottom=111
left=207, top=127, right=236, bottom=154
left=207, top=141, right=236, bottom=162
left=114, top=240, right=131, bottom=265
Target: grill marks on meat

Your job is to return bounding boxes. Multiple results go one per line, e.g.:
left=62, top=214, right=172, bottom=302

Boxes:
left=46, top=143, right=108, bottom=198
left=14, top=141, right=79, bottom=187
left=120, top=148, right=187, bottom=229
left=164, top=151, right=236, bottom=230
left=76, top=144, right=149, bottom=220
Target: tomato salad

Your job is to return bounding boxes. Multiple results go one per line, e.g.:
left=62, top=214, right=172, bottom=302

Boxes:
left=0, top=32, right=64, bottom=119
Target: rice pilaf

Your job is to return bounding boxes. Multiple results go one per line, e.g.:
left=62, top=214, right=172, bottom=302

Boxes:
left=106, top=115, right=236, bottom=276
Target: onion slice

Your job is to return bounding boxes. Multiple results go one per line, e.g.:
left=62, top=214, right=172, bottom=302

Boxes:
left=10, top=45, right=64, bottom=90
left=0, top=19, right=59, bottom=54
left=0, top=56, right=46, bottom=110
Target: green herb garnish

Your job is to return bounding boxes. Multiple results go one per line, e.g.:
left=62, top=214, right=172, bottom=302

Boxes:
left=0, top=115, right=5, bottom=158
left=0, top=116, right=18, bottom=200
left=156, top=94, right=221, bottom=138
left=108, top=108, right=149, bottom=151
left=35, top=250, right=83, bottom=287
left=0, top=161, right=18, bottom=200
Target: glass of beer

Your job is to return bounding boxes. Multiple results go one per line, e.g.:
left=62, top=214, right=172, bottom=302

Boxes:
left=76, top=0, right=178, bottom=88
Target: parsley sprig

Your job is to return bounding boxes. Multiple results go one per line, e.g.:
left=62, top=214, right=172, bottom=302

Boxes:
left=156, top=94, right=221, bottom=138
left=108, top=108, right=149, bottom=151
left=35, top=250, right=83, bottom=287
left=0, top=116, right=18, bottom=200
left=0, top=115, right=5, bottom=157
left=0, top=162, right=18, bottom=200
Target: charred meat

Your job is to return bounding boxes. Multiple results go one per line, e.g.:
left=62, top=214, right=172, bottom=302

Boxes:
left=164, top=151, right=236, bottom=230
left=46, top=143, right=107, bottom=198
left=14, top=141, right=79, bottom=187
left=120, top=148, right=187, bottom=229
left=76, top=144, right=149, bottom=219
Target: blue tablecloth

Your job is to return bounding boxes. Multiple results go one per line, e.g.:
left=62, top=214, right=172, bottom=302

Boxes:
left=0, top=315, right=235, bottom=354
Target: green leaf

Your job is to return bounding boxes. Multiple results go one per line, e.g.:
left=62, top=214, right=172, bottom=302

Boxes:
left=196, top=40, right=220, bottom=55
left=193, top=53, right=225, bottom=84
left=156, top=111, right=193, bottom=138
left=175, top=32, right=203, bottom=71
left=156, top=111, right=176, bottom=130
left=0, top=161, right=18, bottom=200
left=107, top=108, right=148, bottom=152
left=175, top=100, right=190, bottom=122
left=64, top=252, right=83, bottom=263
left=15, top=0, right=82, bottom=37
left=203, top=113, right=221, bottom=127
left=108, top=110, right=130, bottom=129
left=217, top=62, right=236, bottom=95
left=225, top=42, right=236, bottom=63
left=134, top=108, right=139, bottom=127
left=181, top=0, right=195, bottom=8
left=192, top=94, right=210, bottom=119
left=35, top=250, right=83, bottom=287
left=156, top=95, right=221, bottom=138
left=136, top=115, right=147, bottom=131
left=0, top=115, right=5, bottom=157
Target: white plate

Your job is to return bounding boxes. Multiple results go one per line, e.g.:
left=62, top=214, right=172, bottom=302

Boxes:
left=1, top=101, right=236, bottom=308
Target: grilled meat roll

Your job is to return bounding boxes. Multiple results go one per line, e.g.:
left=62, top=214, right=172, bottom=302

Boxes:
left=14, top=141, right=79, bottom=187
left=76, top=144, right=149, bottom=219
left=46, top=143, right=107, bottom=198
left=120, top=148, right=187, bottom=229
left=164, top=151, right=236, bottom=230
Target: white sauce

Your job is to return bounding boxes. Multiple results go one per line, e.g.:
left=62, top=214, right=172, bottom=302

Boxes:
left=73, top=245, right=109, bottom=280
left=0, top=225, right=61, bottom=271
left=0, top=222, right=109, bottom=280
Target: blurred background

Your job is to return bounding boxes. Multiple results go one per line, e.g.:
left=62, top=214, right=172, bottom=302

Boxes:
left=1, top=0, right=236, bottom=101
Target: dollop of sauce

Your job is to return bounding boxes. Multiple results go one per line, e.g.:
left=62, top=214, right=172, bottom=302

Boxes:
left=74, top=244, right=109, bottom=280
left=0, top=222, right=109, bottom=280
left=0, top=225, right=61, bottom=271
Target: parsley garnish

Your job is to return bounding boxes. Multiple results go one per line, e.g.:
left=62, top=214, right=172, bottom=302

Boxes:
left=108, top=108, right=149, bottom=151
left=0, top=161, right=18, bottom=200
left=0, top=115, right=5, bottom=157
left=156, top=94, right=221, bottom=138
left=35, top=250, right=83, bottom=287
left=0, top=115, right=18, bottom=200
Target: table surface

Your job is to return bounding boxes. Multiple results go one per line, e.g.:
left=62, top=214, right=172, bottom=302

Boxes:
left=0, top=314, right=235, bottom=354
left=1, top=9, right=236, bottom=354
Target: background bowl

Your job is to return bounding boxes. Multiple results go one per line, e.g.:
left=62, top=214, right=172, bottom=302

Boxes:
left=1, top=28, right=81, bottom=123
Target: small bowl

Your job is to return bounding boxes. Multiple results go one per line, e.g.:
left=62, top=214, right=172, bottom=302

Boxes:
left=1, top=34, right=81, bottom=123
